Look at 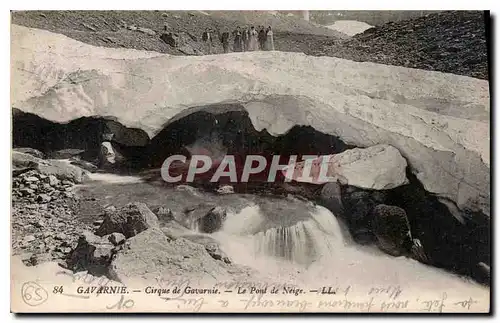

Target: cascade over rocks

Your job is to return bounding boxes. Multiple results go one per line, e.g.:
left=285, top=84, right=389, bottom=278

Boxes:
left=332, top=171, right=490, bottom=284
left=197, top=206, right=227, bottom=234
left=384, top=171, right=490, bottom=285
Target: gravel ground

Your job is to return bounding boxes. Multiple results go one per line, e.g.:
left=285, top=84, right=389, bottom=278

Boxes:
left=11, top=169, right=93, bottom=266
left=319, top=11, right=489, bottom=79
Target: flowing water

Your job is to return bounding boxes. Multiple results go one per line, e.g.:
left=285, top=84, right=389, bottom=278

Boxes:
left=80, top=173, right=489, bottom=302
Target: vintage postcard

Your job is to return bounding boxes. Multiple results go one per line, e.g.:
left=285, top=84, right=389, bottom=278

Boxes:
left=10, top=10, right=490, bottom=313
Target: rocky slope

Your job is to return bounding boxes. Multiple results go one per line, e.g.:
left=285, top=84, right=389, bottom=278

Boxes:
left=11, top=151, right=93, bottom=266
left=320, top=11, right=489, bottom=79
left=11, top=10, right=489, bottom=79
left=11, top=10, right=345, bottom=56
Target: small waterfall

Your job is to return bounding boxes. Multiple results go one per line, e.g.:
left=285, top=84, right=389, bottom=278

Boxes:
left=252, top=206, right=345, bottom=265
left=218, top=201, right=345, bottom=266
left=253, top=221, right=313, bottom=264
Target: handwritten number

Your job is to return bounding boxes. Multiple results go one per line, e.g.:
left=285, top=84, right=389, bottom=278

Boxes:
left=106, top=295, right=135, bottom=310
left=21, top=282, right=48, bottom=306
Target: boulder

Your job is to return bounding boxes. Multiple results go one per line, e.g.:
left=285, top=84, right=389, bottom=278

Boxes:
left=329, top=145, right=409, bottom=190
left=154, top=206, right=174, bottom=222
left=12, top=151, right=89, bottom=183
left=68, top=231, right=116, bottom=275
left=197, top=206, right=227, bottom=234
left=284, top=144, right=408, bottom=189
left=342, top=190, right=377, bottom=244
left=108, top=228, right=230, bottom=284
left=160, top=220, right=192, bottom=239
left=98, top=141, right=125, bottom=169
left=371, top=204, right=413, bottom=257
left=175, top=202, right=217, bottom=229
left=319, top=181, right=343, bottom=216
left=49, top=149, right=85, bottom=159
left=95, top=202, right=159, bottom=238
left=13, top=147, right=45, bottom=159
left=38, top=159, right=89, bottom=183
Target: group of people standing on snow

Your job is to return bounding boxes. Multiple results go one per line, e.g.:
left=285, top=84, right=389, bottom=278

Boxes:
left=202, top=25, right=274, bottom=54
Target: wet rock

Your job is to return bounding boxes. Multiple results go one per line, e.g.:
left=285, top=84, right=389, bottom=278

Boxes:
left=217, top=185, right=234, bottom=194
left=49, top=149, right=85, bottom=159
left=95, top=202, right=159, bottom=238
left=319, top=181, right=343, bottom=216
left=371, top=204, right=413, bottom=257
left=176, top=202, right=216, bottom=228
left=342, top=189, right=377, bottom=244
left=197, top=206, right=227, bottom=234
left=68, top=231, right=115, bottom=275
